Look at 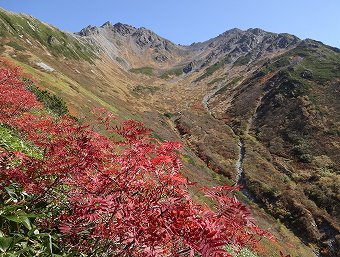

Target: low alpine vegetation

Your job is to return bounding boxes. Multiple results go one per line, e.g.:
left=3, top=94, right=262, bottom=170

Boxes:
left=0, top=67, right=274, bottom=256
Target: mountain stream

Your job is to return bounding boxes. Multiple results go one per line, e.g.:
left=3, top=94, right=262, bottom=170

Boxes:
left=235, top=138, right=245, bottom=185
left=202, top=84, right=254, bottom=199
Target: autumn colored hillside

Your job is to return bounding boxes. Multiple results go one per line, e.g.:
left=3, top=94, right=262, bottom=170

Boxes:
left=1, top=7, right=339, bottom=256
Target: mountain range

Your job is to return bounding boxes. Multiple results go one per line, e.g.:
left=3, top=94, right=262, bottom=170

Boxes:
left=0, top=7, right=339, bottom=256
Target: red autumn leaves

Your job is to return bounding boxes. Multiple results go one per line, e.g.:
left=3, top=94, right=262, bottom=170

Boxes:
left=0, top=67, right=272, bottom=256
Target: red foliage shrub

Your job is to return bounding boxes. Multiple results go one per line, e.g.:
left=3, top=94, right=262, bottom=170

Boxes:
left=0, top=67, right=273, bottom=256
left=174, top=118, right=190, bottom=136
left=0, top=67, right=41, bottom=121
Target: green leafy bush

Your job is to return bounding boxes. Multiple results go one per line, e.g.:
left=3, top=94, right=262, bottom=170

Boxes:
left=0, top=125, right=42, bottom=158
left=234, top=54, right=252, bottom=66
left=6, top=41, right=25, bottom=51
left=225, top=245, right=259, bottom=257
left=28, top=85, right=68, bottom=116
left=129, top=66, right=154, bottom=75
left=160, top=67, right=183, bottom=79
left=0, top=184, right=73, bottom=257
left=195, top=61, right=224, bottom=82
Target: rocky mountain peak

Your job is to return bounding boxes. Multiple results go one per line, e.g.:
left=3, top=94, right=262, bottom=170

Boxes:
left=246, top=28, right=266, bottom=36
left=77, top=22, right=136, bottom=37
left=101, top=21, right=113, bottom=28
left=112, top=22, right=136, bottom=35
left=77, top=25, right=99, bottom=36
left=221, top=28, right=243, bottom=35
left=76, top=21, right=186, bottom=67
left=184, top=27, right=302, bottom=73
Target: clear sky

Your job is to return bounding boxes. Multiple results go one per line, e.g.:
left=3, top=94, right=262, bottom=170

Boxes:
left=0, top=0, right=339, bottom=48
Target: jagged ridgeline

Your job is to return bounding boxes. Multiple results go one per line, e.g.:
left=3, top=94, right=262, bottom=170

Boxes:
left=0, top=6, right=339, bottom=257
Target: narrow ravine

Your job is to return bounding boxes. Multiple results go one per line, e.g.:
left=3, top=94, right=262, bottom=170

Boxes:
left=233, top=135, right=255, bottom=200
left=235, top=138, right=245, bottom=185
left=202, top=82, right=254, bottom=200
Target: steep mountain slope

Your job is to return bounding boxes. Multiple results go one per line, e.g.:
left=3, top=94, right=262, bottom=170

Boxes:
left=185, top=28, right=300, bottom=72
left=77, top=21, right=190, bottom=69
left=163, top=39, right=339, bottom=256
left=0, top=7, right=339, bottom=256
left=204, top=41, right=340, bottom=255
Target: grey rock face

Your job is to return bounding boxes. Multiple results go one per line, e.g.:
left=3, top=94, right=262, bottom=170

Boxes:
left=76, top=23, right=301, bottom=69
left=188, top=28, right=301, bottom=71
left=300, top=69, right=314, bottom=80
left=183, top=61, right=198, bottom=73
left=76, top=21, right=187, bottom=67
left=113, top=22, right=136, bottom=35
left=101, top=21, right=113, bottom=28
left=48, top=35, right=61, bottom=46
left=78, top=25, right=99, bottom=36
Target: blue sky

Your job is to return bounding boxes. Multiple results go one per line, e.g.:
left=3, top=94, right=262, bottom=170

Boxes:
left=1, top=0, right=339, bottom=47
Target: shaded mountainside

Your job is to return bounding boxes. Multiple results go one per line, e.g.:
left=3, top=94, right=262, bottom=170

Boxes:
left=204, top=41, right=340, bottom=256
left=185, top=28, right=300, bottom=71
left=0, top=7, right=339, bottom=256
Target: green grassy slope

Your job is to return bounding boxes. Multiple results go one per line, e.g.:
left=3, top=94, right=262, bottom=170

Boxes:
left=0, top=8, right=97, bottom=62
